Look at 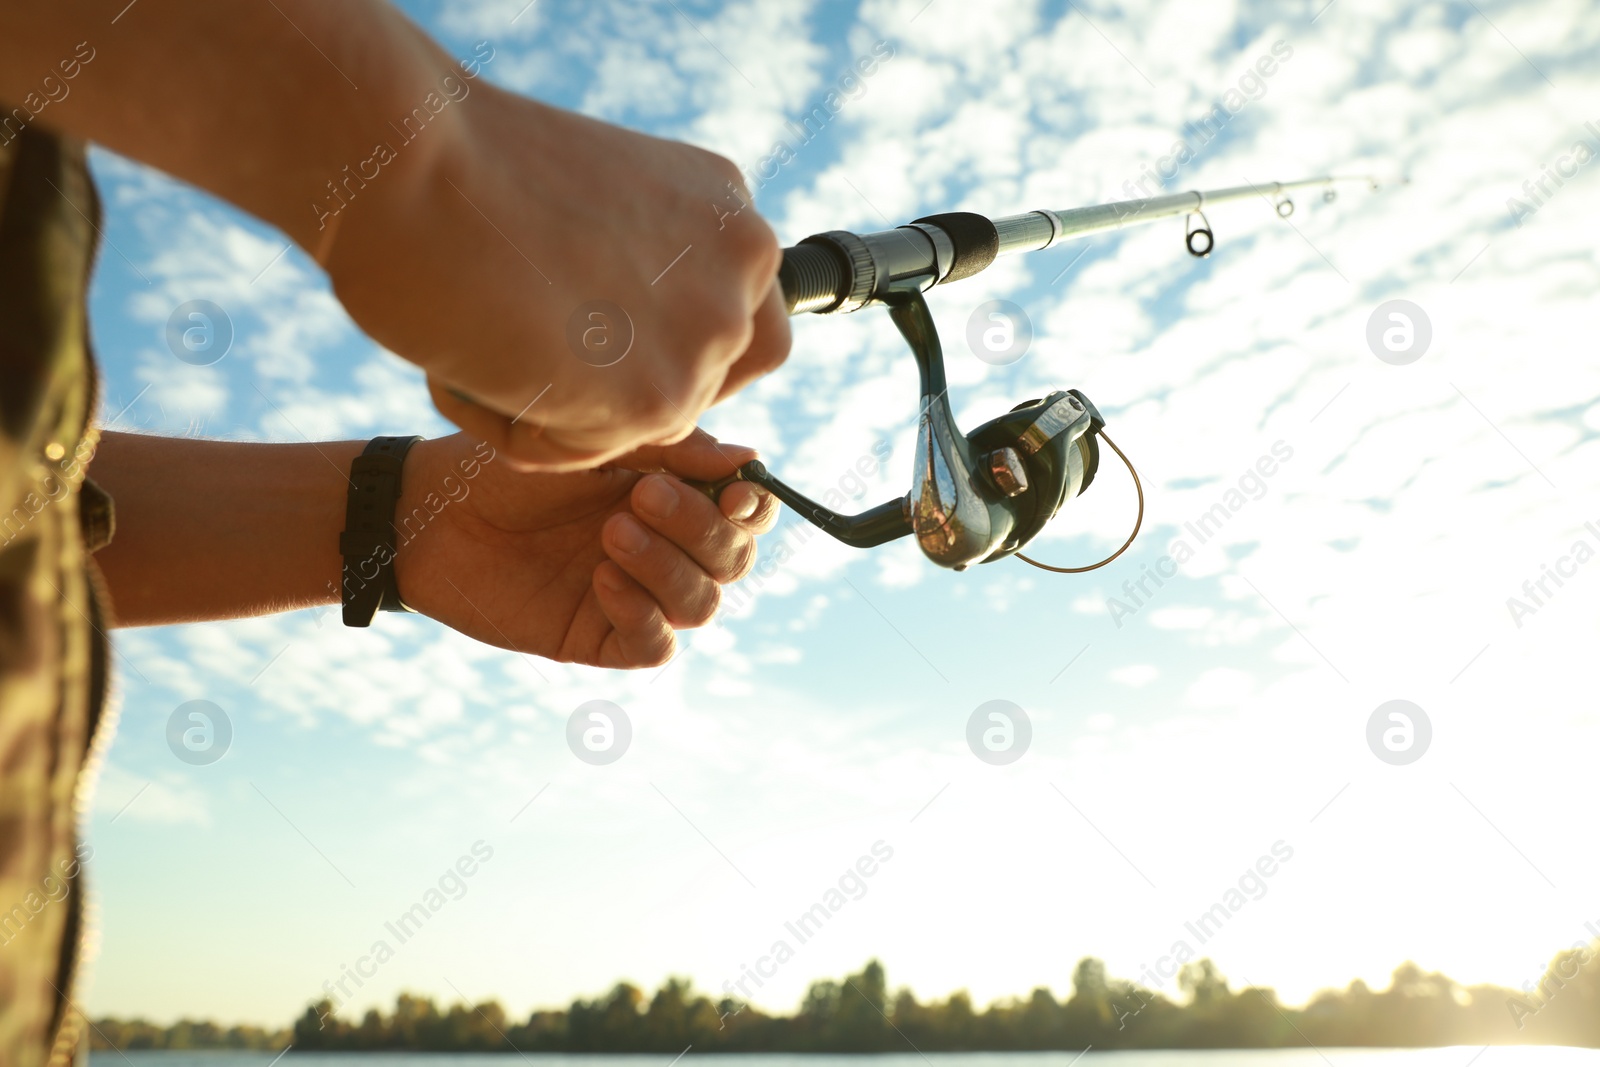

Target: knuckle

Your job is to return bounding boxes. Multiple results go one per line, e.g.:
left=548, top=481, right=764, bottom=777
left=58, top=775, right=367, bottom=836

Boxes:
left=731, top=211, right=781, bottom=268
left=690, top=583, right=723, bottom=627
left=745, top=326, right=788, bottom=375
left=753, top=491, right=782, bottom=532
left=638, top=632, right=676, bottom=669
left=642, top=382, right=700, bottom=439
left=670, top=579, right=720, bottom=630
left=499, top=434, right=553, bottom=471
left=732, top=206, right=774, bottom=249
left=669, top=296, right=752, bottom=376
left=724, top=536, right=758, bottom=582
left=707, top=300, right=756, bottom=360
left=617, top=377, right=691, bottom=441
left=703, top=150, right=747, bottom=193
left=686, top=290, right=749, bottom=341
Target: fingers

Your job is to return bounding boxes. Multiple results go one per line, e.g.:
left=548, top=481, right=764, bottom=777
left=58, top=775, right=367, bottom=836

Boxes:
left=591, top=561, right=676, bottom=669
left=599, top=468, right=769, bottom=623
left=717, top=479, right=781, bottom=534
left=714, top=279, right=791, bottom=404
left=428, top=378, right=620, bottom=473
left=590, top=466, right=775, bottom=666
left=635, top=471, right=772, bottom=580
left=602, top=510, right=723, bottom=628
left=430, top=378, right=770, bottom=478
left=617, top=428, right=758, bottom=479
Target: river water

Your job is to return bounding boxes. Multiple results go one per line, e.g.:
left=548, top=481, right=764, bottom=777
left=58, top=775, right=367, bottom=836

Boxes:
left=92, top=1048, right=1600, bottom=1065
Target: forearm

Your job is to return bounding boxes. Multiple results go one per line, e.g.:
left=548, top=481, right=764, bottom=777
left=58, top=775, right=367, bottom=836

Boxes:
left=89, top=433, right=361, bottom=626
left=0, top=0, right=462, bottom=251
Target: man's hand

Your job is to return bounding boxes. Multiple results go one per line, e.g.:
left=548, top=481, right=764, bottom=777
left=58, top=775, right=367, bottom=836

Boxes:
left=4, top=2, right=790, bottom=473
left=328, top=89, right=790, bottom=473
left=90, top=430, right=778, bottom=660
left=393, top=431, right=779, bottom=669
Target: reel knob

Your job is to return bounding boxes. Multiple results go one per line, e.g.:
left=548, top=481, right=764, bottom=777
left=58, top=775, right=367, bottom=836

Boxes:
left=986, top=447, right=1030, bottom=497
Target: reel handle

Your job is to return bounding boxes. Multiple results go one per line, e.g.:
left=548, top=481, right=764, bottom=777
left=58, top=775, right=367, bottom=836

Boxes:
left=692, top=461, right=911, bottom=548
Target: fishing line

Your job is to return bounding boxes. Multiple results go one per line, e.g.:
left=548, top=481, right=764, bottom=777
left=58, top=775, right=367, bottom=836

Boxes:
left=1015, top=429, right=1143, bottom=574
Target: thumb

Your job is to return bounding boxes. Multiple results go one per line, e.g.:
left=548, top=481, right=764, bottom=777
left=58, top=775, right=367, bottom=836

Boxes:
left=611, top=428, right=758, bottom=480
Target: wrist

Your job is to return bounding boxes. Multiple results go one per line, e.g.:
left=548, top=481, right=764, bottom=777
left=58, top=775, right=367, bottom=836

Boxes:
left=316, top=78, right=519, bottom=370
left=284, top=23, right=482, bottom=257
left=386, top=435, right=498, bottom=615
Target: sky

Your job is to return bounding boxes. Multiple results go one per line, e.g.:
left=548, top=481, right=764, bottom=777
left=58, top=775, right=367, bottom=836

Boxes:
left=74, top=0, right=1600, bottom=1030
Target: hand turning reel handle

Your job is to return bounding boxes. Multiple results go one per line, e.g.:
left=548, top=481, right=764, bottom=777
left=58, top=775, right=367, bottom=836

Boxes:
left=705, top=175, right=1386, bottom=571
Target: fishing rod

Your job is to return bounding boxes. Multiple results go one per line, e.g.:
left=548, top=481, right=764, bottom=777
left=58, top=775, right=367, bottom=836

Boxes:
left=711, top=174, right=1385, bottom=573
left=775, top=175, right=1379, bottom=315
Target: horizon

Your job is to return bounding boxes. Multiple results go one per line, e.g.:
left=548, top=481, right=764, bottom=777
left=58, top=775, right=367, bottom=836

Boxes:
left=85, top=945, right=1600, bottom=1039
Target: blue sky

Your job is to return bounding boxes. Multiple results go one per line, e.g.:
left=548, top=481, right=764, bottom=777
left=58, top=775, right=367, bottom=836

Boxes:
left=80, top=0, right=1600, bottom=1028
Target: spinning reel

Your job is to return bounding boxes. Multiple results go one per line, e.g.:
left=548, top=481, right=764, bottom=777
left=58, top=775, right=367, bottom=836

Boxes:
left=713, top=288, right=1140, bottom=572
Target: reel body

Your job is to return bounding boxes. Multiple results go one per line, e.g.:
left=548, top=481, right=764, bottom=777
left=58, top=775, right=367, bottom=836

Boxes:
left=724, top=289, right=1106, bottom=571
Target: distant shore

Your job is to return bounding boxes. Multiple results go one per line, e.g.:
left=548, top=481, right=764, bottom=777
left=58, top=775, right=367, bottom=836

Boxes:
left=91, top=948, right=1600, bottom=1053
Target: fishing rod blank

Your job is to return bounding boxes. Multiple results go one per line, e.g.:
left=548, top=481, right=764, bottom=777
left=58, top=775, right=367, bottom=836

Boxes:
left=776, top=175, right=1382, bottom=315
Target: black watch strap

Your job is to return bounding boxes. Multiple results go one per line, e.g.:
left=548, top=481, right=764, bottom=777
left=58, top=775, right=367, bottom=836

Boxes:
left=338, top=435, right=423, bottom=627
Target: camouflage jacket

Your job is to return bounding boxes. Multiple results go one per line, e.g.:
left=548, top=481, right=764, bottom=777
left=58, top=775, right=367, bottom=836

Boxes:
left=0, top=126, right=118, bottom=1067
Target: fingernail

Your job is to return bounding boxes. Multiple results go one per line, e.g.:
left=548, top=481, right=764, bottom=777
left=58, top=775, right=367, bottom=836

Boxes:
left=637, top=475, right=679, bottom=519
left=611, top=515, right=649, bottom=554
left=728, top=490, right=760, bottom=522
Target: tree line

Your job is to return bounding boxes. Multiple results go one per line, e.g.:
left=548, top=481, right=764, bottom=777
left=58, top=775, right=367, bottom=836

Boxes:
left=89, top=947, right=1600, bottom=1052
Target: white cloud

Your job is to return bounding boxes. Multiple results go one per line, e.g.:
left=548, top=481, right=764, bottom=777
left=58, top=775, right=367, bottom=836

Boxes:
left=1109, top=663, right=1159, bottom=687
left=1148, top=606, right=1215, bottom=630
left=93, top=763, right=211, bottom=827
left=1184, top=666, right=1255, bottom=708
